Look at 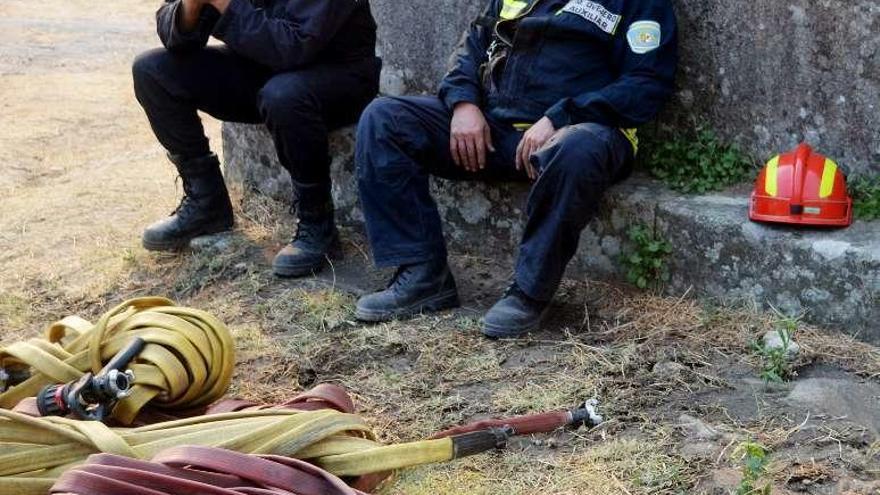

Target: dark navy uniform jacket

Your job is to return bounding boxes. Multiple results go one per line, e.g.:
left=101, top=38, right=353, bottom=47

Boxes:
left=439, top=0, right=677, bottom=133
left=156, top=0, right=377, bottom=72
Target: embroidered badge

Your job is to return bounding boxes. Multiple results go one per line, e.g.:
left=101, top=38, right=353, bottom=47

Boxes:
left=626, top=20, right=662, bottom=54
left=560, top=0, right=621, bottom=35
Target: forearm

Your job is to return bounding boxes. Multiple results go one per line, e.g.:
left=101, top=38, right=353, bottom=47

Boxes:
left=438, top=37, right=490, bottom=109
left=545, top=74, right=674, bottom=129
left=438, top=1, right=496, bottom=109
left=211, top=0, right=358, bottom=71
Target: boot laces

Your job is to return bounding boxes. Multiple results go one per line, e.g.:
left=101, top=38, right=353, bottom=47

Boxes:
left=292, top=219, right=323, bottom=245
left=389, top=265, right=415, bottom=290
left=289, top=194, right=334, bottom=247
left=171, top=176, right=196, bottom=216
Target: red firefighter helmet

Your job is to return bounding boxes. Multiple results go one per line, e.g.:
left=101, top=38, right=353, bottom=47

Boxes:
left=750, top=143, right=853, bottom=227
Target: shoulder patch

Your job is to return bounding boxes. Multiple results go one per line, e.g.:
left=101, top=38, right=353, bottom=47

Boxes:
left=626, top=20, right=662, bottom=54
left=560, top=0, right=621, bottom=35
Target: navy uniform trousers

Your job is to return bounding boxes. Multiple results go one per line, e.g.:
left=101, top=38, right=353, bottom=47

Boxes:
left=133, top=46, right=380, bottom=196
left=357, top=96, right=634, bottom=302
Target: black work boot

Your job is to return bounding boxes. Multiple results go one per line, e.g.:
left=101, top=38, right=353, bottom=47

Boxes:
left=142, top=153, right=234, bottom=252
left=273, top=184, right=342, bottom=278
left=481, top=284, right=551, bottom=339
left=355, top=259, right=460, bottom=322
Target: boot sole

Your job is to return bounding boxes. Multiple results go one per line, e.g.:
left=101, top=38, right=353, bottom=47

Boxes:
left=142, top=220, right=234, bottom=252
left=355, top=290, right=461, bottom=323
left=273, top=250, right=344, bottom=278
left=481, top=307, right=551, bottom=339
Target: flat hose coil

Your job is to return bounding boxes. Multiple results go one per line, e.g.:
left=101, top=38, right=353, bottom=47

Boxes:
left=0, top=385, right=480, bottom=495
left=0, top=297, right=235, bottom=424
left=51, top=446, right=370, bottom=495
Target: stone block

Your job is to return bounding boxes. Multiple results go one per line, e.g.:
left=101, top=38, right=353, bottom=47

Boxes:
left=223, top=122, right=880, bottom=341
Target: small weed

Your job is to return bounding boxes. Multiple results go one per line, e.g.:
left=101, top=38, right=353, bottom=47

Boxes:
left=849, top=175, right=880, bottom=221
left=751, top=316, right=799, bottom=383
left=647, top=127, right=754, bottom=193
left=120, top=248, right=137, bottom=266
left=298, top=289, right=354, bottom=331
left=454, top=316, right=482, bottom=333
left=621, top=223, right=672, bottom=290
left=733, top=441, right=771, bottom=495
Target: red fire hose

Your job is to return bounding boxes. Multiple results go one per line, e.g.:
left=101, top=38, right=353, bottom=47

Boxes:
left=45, top=388, right=602, bottom=495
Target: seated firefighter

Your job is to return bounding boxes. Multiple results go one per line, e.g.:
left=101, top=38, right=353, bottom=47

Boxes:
left=354, top=0, right=678, bottom=337
left=133, top=0, right=380, bottom=277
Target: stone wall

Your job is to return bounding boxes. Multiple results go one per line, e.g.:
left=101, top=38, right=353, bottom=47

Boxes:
left=371, top=0, right=483, bottom=96
left=669, top=0, right=879, bottom=176
left=370, top=0, right=880, bottom=176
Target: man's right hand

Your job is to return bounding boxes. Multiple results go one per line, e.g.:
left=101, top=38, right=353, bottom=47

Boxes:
left=450, top=102, right=495, bottom=172
left=179, top=0, right=205, bottom=33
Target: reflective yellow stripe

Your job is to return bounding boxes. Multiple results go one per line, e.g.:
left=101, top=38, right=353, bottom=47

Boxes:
left=764, top=155, right=779, bottom=197
left=500, top=0, right=528, bottom=19
left=513, top=122, right=532, bottom=131
left=820, top=158, right=838, bottom=198
left=620, top=128, right=638, bottom=155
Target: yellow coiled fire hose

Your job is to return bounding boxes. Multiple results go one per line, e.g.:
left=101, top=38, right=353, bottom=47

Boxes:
left=0, top=299, right=515, bottom=495
left=0, top=406, right=463, bottom=495
left=0, top=297, right=235, bottom=424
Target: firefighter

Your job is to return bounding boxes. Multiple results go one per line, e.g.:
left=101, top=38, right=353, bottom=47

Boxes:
left=355, top=0, right=678, bottom=337
left=133, top=0, right=381, bottom=278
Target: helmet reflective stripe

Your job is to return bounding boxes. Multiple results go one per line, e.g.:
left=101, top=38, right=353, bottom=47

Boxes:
left=820, top=159, right=838, bottom=199
left=764, top=155, right=780, bottom=197
left=501, top=0, right=528, bottom=19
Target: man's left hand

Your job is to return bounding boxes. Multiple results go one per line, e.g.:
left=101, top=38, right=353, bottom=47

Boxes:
left=515, top=117, right=556, bottom=180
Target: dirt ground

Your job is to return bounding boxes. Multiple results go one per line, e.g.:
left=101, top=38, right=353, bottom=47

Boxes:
left=1, top=1, right=879, bottom=494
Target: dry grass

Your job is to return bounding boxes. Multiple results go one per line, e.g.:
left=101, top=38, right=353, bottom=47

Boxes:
left=388, top=436, right=696, bottom=495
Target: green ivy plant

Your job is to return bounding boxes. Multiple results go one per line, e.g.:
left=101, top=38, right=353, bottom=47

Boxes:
left=734, top=442, right=772, bottom=495
left=621, top=223, right=672, bottom=290
left=849, top=176, right=880, bottom=221
left=646, top=128, right=755, bottom=194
